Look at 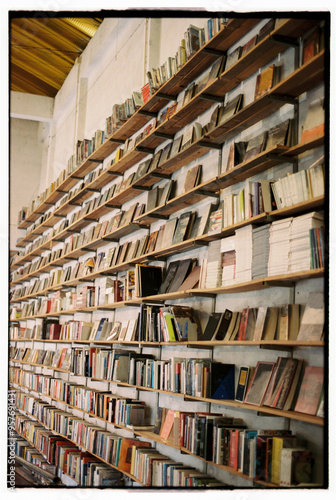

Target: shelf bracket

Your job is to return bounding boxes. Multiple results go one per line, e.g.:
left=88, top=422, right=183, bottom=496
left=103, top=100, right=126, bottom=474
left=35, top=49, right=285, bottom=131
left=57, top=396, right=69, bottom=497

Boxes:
left=143, top=213, right=170, bottom=220
left=199, top=94, right=223, bottom=103
left=266, top=153, right=296, bottom=164
left=152, top=131, right=174, bottom=140
left=132, top=185, right=152, bottom=191
left=270, top=35, right=300, bottom=47
left=105, top=203, right=122, bottom=209
left=138, top=110, right=157, bottom=118
left=194, top=189, right=219, bottom=199
left=135, top=146, right=155, bottom=154
left=84, top=188, right=101, bottom=193
left=268, top=94, right=298, bottom=105
left=109, top=138, right=125, bottom=144
left=198, top=140, right=222, bottom=150
left=70, top=175, right=83, bottom=180
left=104, top=170, right=124, bottom=177
left=202, top=47, right=225, bottom=56
left=156, top=93, right=177, bottom=101
left=87, top=159, right=103, bottom=164
left=149, top=172, right=171, bottom=180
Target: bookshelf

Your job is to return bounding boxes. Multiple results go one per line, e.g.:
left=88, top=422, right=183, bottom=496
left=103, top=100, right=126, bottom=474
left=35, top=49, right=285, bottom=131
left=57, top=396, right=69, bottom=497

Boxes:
left=10, top=15, right=327, bottom=489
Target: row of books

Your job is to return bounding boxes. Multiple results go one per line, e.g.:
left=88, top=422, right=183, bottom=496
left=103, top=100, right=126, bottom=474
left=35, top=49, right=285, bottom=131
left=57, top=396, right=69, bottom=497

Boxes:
left=155, top=407, right=314, bottom=486
left=142, top=18, right=228, bottom=104
left=14, top=413, right=123, bottom=486
left=9, top=288, right=324, bottom=346
left=10, top=346, right=71, bottom=371
left=13, top=380, right=317, bottom=487
left=10, top=212, right=324, bottom=307
left=13, top=341, right=323, bottom=419
left=14, top=433, right=58, bottom=486
left=200, top=292, right=324, bottom=343
left=131, top=444, right=223, bottom=487
left=12, top=368, right=148, bottom=427
left=10, top=342, right=324, bottom=418
left=221, top=160, right=324, bottom=229
left=13, top=130, right=324, bottom=274
left=12, top=153, right=324, bottom=285
left=17, top=394, right=222, bottom=486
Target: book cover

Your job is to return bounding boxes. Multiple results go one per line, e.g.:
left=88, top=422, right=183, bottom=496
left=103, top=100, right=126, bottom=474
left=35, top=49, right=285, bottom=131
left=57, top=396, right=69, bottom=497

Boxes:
left=244, top=361, right=275, bottom=406
left=294, top=365, right=324, bottom=415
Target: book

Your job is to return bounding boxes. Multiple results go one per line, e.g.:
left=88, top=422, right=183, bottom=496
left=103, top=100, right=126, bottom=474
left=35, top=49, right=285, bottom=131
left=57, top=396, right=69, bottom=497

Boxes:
left=244, top=361, right=275, bottom=406
left=183, top=164, right=202, bottom=193
left=297, top=292, right=324, bottom=341
left=255, top=64, right=278, bottom=100
left=201, top=313, right=222, bottom=341
left=217, top=94, right=243, bottom=126
left=135, top=264, right=163, bottom=297
left=213, top=310, right=233, bottom=341
left=235, top=366, right=252, bottom=402
left=177, top=265, right=200, bottom=292
left=158, top=261, right=179, bottom=294
left=118, top=438, right=151, bottom=473
left=280, top=448, right=313, bottom=486
left=301, top=97, right=324, bottom=143
left=210, top=362, right=235, bottom=400
left=172, top=212, right=194, bottom=244
left=167, top=259, right=193, bottom=293
left=294, top=365, right=324, bottom=415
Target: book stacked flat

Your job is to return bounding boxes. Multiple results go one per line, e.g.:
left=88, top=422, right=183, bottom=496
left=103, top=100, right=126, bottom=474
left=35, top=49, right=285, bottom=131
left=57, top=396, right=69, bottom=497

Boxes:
left=289, top=212, right=324, bottom=273
left=221, top=235, right=236, bottom=286
left=268, top=218, right=292, bottom=276
left=252, top=224, right=270, bottom=280
left=235, top=225, right=253, bottom=283
left=205, top=240, right=222, bottom=289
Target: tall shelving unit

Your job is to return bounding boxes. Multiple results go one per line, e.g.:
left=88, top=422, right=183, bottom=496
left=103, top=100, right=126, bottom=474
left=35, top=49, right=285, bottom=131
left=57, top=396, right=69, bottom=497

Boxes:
left=9, top=15, right=327, bottom=488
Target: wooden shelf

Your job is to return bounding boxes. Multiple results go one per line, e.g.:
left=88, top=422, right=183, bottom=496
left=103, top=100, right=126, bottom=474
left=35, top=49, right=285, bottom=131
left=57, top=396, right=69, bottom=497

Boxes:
left=206, top=51, right=325, bottom=145
left=14, top=404, right=142, bottom=486
left=12, top=380, right=277, bottom=487
left=105, top=380, right=324, bottom=427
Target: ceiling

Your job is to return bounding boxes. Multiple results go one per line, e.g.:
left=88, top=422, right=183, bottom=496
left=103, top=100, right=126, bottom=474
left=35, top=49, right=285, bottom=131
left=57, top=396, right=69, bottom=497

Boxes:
left=10, top=16, right=103, bottom=97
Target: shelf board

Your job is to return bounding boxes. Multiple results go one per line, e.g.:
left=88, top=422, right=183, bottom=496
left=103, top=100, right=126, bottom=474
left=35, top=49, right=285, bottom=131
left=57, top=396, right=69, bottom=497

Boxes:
left=107, top=380, right=324, bottom=426
left=283, top=134, right=325, bottom=157
left=268, top=195, right=325, bottom=218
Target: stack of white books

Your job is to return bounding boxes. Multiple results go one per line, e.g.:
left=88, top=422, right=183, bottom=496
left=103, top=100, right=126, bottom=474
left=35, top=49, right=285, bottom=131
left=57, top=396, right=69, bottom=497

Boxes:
left=221, top=235, right=236, bottom=286
left=235, top=225, right=253, bottom=283
left=268, top=218, right=292, bottom=276
left=289, top=211, right=324, bottom=273
left=205, top=239, right=222, bottom=289
left=252, top=224, right=270, bottom=280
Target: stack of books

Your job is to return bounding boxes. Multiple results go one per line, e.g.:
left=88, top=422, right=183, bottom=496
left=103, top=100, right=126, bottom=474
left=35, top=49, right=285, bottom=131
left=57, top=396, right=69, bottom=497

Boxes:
left=205, top=240, right=222, bottom=288
left=252, top=224, right=270, bottom=280
left=289, top=212, right=324, bottom=273
left=235, top=225, right=253, bottom=283
left=268, top=219, right=292, bottom=276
